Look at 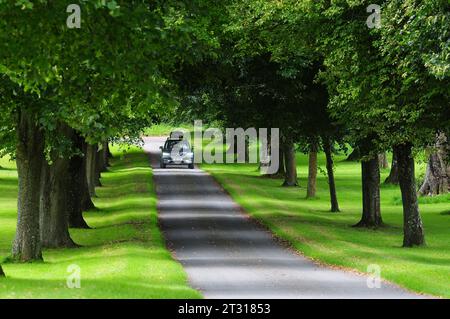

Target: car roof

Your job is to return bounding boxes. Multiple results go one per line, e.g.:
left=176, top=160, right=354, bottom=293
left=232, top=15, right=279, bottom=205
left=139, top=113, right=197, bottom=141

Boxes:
left=170, top=131, right=184, bottom=139
left=166, top=138, right=186, bottom=142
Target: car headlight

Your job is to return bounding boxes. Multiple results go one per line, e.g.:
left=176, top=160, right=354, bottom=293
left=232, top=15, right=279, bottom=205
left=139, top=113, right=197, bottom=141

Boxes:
left=183, top=152, right=194, bottom=159
left=162, top=152, right=171, bottom=158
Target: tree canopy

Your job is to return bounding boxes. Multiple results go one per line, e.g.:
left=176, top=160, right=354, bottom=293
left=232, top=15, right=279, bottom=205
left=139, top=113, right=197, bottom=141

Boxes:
left=0, top=0, right=448, bottom=265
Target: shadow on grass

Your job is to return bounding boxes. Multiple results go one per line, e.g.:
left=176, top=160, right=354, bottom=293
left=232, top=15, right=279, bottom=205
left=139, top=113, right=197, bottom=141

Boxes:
left=91, top=201, right=152, bottom=214
left=392, top=193, right=450, bottom=206
left=91, top=220, right=147, bottom=230
left=0, top=277, right=198, bottom=299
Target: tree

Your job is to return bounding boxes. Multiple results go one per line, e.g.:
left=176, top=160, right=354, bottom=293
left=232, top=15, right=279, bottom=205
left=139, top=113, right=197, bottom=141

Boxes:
left=13, top=94, right=46, bottom=261
left=39, top=124, right=78, bottom=248
left=354, top=158, right=383, bottom=227
left=68, top=132, right=92, bottom=228
left=306, top=143, right=318, bottom=198
left=385, top=148, right=399, bottom=185
left=419, top=133, right=449, bottom=196
left=378, top=153, right=389, bottom=169
left=223, top=3, right=325, bottom=191
left=375, top=0, right=449, bottom=245
left=323, top=138, right=340, bottom=212
left=305, top=0, right=388, bottom=227
left=282, top=137, right=299, bottom=187
left=319, top=0, right=449, bottom=242
left=0, top=0, right=220, bottom=260
left=395, top=143, right=425, bottom=246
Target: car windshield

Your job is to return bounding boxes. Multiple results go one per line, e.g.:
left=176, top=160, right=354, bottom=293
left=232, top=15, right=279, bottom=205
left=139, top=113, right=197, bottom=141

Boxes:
left=164, top=140, right=191, bottom=152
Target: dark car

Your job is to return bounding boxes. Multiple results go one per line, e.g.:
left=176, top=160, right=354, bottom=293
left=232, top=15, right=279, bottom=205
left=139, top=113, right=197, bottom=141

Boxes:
left=159, top=136, right=194, bottom=169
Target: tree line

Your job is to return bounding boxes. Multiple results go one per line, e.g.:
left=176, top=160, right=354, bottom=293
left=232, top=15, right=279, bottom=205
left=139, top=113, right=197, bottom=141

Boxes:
left=0, top=0, right=218, bottom=276
left=172, top=0, right=449, bottom=247
left=0, top=0, right=448, bottom=278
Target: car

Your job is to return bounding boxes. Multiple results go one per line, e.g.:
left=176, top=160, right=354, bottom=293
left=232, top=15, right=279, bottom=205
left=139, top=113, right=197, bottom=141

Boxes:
left=169, top=130, right=184, bottom=139
left=159, top=135, right=194, bottom=169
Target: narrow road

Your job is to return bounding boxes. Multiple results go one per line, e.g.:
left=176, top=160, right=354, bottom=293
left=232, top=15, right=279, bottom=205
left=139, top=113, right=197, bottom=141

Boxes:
left=143, top=136, right=420, bottom=299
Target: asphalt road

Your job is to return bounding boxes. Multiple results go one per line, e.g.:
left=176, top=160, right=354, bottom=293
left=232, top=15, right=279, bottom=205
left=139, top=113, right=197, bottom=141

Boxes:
left=143, top=136, right=420, bottom=299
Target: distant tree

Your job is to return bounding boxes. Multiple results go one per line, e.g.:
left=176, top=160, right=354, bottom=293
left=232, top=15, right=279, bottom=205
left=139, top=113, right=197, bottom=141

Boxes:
left=385, top=149, right=399, bottom=185
left=419, top=133, right=449, bottom=196
left=306, top=142, right=318, bottom=198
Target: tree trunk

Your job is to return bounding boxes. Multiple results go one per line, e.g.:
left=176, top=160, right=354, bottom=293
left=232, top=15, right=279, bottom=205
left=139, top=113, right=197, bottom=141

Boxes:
left=97, top=142, right=109, bottom=173
left=395, top=143, right=425, bottom=247
left=12, top=109, right=44, bottom=262
left=282, top=139, right=298, bottom=187
left=354, top=157, right=383, bottom=227
left=345, top=148, right=360, bottom=161
left=378, top=152, right=389, bottom=169
left=278, top=144, right=285, bottom=177
left=245, top=137, right=250, bottom=163
left=306, top=144, right=318, bottom=198
left=102, top=141, right=110, bottom=168
left=267, top=144, right=286, bottom=178
left=0, top=265, right=4, bottom=277
left=323, top=139, right=340, bottom=212
left=86, top=144, right=98, bottom=196
left=80, top=139, right=96, bottom=210
left=385, top=149, right=399, bottom=184
left=418, top=133, right=449, bottom=196
left=261, top=134, right=285, bottom=178
left=39, top=125, right=77, bottom=248
left=107, top=143, right=113, bottom=159
left=227, top=135, right=239, bottom=157
left=95, top=146, right=103, bottom=187
left=39, top=161, right=51, bottom=241
left=68, top=133, right=90, bottom=228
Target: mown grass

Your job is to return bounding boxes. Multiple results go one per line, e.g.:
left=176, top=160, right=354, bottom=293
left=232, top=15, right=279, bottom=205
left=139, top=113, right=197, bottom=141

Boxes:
left=143, top=123, right=193, bottom=136
left=202, top=151, right=450, bottom=298
left=0, top=147, right=201, bottom=299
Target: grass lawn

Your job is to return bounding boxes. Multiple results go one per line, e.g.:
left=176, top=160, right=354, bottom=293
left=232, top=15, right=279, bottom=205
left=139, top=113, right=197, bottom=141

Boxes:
left=202, top=152, right=450, bottom=298
left=0, top=147, right=201, bottom=299
left=143, top=123, right=193, bottom=136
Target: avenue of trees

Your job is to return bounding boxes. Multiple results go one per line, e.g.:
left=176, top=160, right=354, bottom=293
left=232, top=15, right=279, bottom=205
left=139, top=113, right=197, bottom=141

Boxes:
left=0, top=0, right=449, bottom=277
left=0, top=0, right=218, bottom=271
left=173, top=0, right=449, bottom=247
